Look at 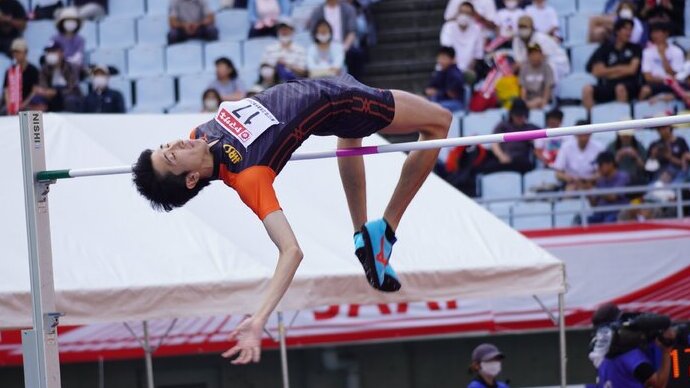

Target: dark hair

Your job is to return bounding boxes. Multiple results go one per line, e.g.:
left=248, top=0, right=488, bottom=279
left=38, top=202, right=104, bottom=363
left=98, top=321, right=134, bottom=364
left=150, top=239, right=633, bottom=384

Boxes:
left=215, top=57, right=238, bottom=80
left=614, top=133, right=641, bottom=150
left=595, top=151, right=616, bottom=166
left=459, top=1, right=475, bottom=12
left=509, top=98, right=529, bottom=118
left=613, top=18, right=633, bottom=32
left=132, top=149, right=211, bottom=212
left=437, top=46, right=456, bottom=58
left=649, top=22, right=671, bottom=34
left=575, top=119, right=590, bottom=126
left=312, top=19, right=333, bottom=43
left=545, top=108, right=564, bottom=121
left=202, top=88, right=221, bottom=101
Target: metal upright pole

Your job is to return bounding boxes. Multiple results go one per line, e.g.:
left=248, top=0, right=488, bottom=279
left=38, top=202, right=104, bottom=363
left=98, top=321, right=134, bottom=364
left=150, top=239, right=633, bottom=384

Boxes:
left=277, top=312, right=290, bottom=388
left=558, top=293, right=567, bottom=388
left=19, top=111, right=62, bottom=388
left=143, top=321, right=155, bottom=388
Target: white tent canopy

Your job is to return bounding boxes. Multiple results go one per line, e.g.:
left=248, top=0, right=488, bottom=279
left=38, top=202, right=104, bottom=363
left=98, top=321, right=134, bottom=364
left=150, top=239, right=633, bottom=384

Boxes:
left=0, top=113, right=565, bottom=328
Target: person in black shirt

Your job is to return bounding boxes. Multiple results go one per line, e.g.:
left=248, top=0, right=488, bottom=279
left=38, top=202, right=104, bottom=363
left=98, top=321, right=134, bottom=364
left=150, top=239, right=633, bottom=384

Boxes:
left=0, top=0, right=27, bottom=57
left=83, top=65, right=125, bottom=113
left=648, top=123, right=690, bottom=181
left=425, top=46, right=465, bottom=112
left=2, top=38, right=39, bottom=114
left=582, top=18, right=641, bottom=110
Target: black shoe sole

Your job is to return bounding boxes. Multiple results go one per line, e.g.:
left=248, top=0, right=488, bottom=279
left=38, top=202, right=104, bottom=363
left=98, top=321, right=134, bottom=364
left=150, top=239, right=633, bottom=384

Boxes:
left=357, top=227, right=401, bottom=293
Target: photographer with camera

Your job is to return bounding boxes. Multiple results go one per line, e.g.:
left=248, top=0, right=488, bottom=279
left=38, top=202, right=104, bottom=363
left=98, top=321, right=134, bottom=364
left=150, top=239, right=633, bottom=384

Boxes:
left=590, top=303, right=683, bottom=388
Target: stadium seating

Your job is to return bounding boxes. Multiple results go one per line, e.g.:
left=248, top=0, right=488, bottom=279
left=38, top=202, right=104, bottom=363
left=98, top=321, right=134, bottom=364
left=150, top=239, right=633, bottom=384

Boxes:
left=523, top=169, right=558, bottom=193
left=216, top=9, right=250, bottom=41
left=133, top=75, right=175, bottom=113
left=480, top=172, right=522, bottom=200
left=81, top=21, right=98, bottom=51
left=462, top=109, right=504, bottom=136
left=110, top=0, right=146, bottom=18
left=127, top=45, right=166, bottom=78
left=551, top=0, right=577, bottom=16
left=560, top=106, right=588, bottom=127
left=511, top=202, right=553, bottom=230
left=439, top=111, right=463, bottom=163
left=108, top=77, right=134, bottom=109
left=243, top=37, right=278, bottom=69
left=529, top=109, right=545, bottom=127
left=557, top=72, right=596, bottom=101
left=204, top=41, right=243, bottom=71
left=89, top=47, right=128, bottom=75
left=166, top=42, right=204, bottom=75
left=633, top=100, right=676, bottom=119
left=566, top=13, right=591, bottom=46
left=99, top=17, right=137, bottom=49
left=137, top=15, right=169, bottom=46
left=554, top=199, right=590, bottom=227
left=576, top=0, right=607, bottom=14
left=486, top=202, right=512, bottom=225
left=591, top=102, right=631, bottom=124
left=569, top=43, right=598, bottom=73
left=240, top=64, right=259, bottom=90
left=146, top=0, right=169, bottom=15
left=24, top=21, right=55, bottom=59
left=170, top=72, right=217, bottom=113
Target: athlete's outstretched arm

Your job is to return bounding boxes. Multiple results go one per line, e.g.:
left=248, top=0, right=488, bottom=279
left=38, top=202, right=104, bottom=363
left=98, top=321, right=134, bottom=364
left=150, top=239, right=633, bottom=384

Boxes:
left=221, top=210, right=303, bottom=364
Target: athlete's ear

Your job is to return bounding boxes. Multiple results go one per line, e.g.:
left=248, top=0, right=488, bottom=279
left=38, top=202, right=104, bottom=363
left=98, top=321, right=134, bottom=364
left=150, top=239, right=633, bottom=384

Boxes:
left=185, top=172, right=200, bottom=189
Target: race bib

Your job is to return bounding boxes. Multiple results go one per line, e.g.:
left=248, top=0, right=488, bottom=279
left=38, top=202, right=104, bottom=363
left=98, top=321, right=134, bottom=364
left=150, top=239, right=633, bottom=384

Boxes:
left=215, top=99, right=279, bottom=148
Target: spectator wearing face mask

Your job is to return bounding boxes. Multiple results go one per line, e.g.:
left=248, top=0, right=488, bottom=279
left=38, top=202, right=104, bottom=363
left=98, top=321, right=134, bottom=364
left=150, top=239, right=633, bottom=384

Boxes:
left=512, top=15, right=569, bottom=82
left=493, top=0, right=524, bottom=40
left=444, top=0, right=497, bottom=32
left=2, top=38, right=40, bottom=115
left=201, top=88, right=221, bottom=113
left=307, top=19, right=344, bottom=78
left=467, top=343, right=509, bottom=388
left=51, top=7, right=86, bottom=68
left=255, top=63, right=280, bottom=89
left=208, top=57, right=246, bottom=101
left=261, top=17, right=308, bottom=81
left=34, top=40, right=83, bottom=112
left=247, top=0, right=290, bottom=38
left=524, top=0, right=560, bottom=41
left=425, top=46, right=464, bottom=112
left=440, top=1, right=483, bottom=78
left=589, top=1, right=645, bottom=45
left=83, top=65, right=124, bottom=113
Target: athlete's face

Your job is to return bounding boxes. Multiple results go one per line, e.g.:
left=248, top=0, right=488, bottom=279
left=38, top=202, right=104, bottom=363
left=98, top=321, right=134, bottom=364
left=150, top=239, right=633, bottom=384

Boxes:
left=151, top=139, right=208, bottom=178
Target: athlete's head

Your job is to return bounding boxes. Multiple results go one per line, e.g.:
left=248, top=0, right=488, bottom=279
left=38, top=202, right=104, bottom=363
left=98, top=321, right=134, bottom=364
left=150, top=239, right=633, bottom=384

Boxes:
left=132, top=139, right=212, bottom=211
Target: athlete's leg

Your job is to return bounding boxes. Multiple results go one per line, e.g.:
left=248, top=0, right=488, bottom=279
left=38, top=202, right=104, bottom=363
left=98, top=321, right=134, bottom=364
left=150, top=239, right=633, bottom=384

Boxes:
left=337, top=137, right=367, bottom=232
left=378, top=90, right=451, bottom=230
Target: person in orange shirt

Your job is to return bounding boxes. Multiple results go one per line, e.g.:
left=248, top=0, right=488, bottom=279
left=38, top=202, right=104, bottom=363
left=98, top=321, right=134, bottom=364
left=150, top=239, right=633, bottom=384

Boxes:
left=132, top=74, right=451, bottom=365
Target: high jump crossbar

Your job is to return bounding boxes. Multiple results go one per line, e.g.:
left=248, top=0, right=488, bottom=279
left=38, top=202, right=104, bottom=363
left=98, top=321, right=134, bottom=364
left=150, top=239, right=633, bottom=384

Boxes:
left=35, top=114, right=690, bottom=182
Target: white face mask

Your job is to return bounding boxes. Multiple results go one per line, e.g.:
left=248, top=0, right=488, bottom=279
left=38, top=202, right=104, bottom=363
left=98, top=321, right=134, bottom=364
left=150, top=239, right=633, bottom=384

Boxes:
left=278, top=34, right=292, bottom=44
left=92, top=75, right=108, bottom=89
left=456, top=14, right=471, bottom=28
left=260, top=67, right=275, bottom=80
left=518, top=27, right=532, bottom=39
left=505, top=0, right=519, bottom=9
left=204, top=98, right=219, bottom=111
left=63, top=19, right=78, bottom=32
left=480, top=361, right=502, bottom=377
left=619, top=8, right=634, bottom=20
left=316, top=33, right=331, bottom=43
left=45, top=52, right=60, bottom=65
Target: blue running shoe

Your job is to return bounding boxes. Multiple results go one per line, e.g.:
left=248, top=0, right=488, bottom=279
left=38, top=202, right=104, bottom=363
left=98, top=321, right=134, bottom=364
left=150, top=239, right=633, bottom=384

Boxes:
left=356, top=218, right=401, bottom=292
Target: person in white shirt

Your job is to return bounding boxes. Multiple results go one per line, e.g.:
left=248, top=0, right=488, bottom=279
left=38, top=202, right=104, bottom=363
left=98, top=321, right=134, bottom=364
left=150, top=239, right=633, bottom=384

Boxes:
left=440, top=1, right=484, bottom=75
left=444, top=0, right=496, bottom=31
left=260, top=17, right=308, bottom=80
left=512, top=15, right=570, bottom=81
left=493, top=0, right=524, bottom=39
left=524, top=0, right=560, bottom=40
left=553, top=121, right=604, bottom=191
left=639, top=22, right=684, bottom=100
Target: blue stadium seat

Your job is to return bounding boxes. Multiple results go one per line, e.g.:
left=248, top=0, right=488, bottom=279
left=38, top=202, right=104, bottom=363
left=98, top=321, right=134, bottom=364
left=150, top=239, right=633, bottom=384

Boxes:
left=529, top=109, right=545, bottom=127
left=636, top=129, right=658, bottom=149
left=292, top=3, right=321, bottom=32
left=89, top=47, right=127, bottom=75
left=108, top=77, right=133, bottom=110
left=109, top=0, right=145, bottom=18
left=239, top=64, right=259, bottom=90
left=293, top=31, right=313, bottom=48
left=577, top=0, right=607, bottom=14
left=166, top=42, right=204, bottom=75
left=216, top=9, right=250, bottom=40
left=560, top=106, right=588, bottom=127
left=566, top=13, right=591, bottom=46
left=591, top=102, right=631, bottom=124
left=511, top=202, right=553, bottom=230
left=170, top=72, right=217, bottom=113
left=127, top=45, right=165, bottom=78
left=24, top=21, right=55, bottom=58
left=133, top=75, right=176, bottom=113
left=591, top=131, right=616, bottom=148
left=569, top=43, right=598, bottom=73
left=557, top=72, right=596, bottom=101
left=559, top=15, right=568, bottom=41
left=243, top=37, right=278, bottom=69
left=551, top=0, right=577, bottom=16
left=462, top=109, right=505, bottom=136
left=554, top=199, right=590, bottom=227
left=480, top=172, right=522, bottom=200
left=633, top=100, right=677, bottom=119
left=523, top=169, right=558, bottom=193
left=672, top=37, right=690, bottom=52
left=80, top=20, right=98, bottom=51
left=0, top=56, right=11, bottom=80
left=137, top=15, right=168, bottom=45
left=146, top=0, right=169, bottom=15
left=99, top=17, right=137, bottom=49
left=204, top=41, right=242, bottom=71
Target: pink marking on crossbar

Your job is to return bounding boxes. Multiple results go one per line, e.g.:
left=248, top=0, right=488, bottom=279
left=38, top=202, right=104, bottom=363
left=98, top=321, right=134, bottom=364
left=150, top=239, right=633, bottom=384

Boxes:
left=336, top=146, right=379, bottom=157
left=503, top=129, right=548, bottom=142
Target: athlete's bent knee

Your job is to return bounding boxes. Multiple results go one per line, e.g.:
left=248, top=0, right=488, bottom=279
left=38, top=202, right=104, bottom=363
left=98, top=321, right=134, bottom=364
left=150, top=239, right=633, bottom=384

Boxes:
left=426, top=108, right=451, bottom=139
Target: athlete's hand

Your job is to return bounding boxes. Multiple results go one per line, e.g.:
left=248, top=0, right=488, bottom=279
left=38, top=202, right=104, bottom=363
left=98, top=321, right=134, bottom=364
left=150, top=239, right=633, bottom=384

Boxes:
left=222, top=315, right=265, bottom=364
